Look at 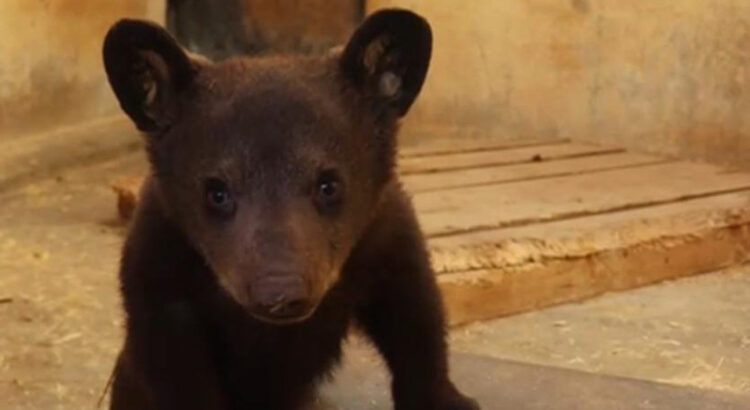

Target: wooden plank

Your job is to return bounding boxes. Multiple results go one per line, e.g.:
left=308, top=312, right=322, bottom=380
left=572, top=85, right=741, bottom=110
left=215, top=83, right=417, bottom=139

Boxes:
left=399, top=137, right=568, bottom=158
left=399, top=142, right=622, bottom=175
left=431, top=192, right=750, bottom=325
left=402, top=152, right=666, bottom=193
left=413, top=162, right=750, bottom=237
left=429, top=191, right=750, bottom=273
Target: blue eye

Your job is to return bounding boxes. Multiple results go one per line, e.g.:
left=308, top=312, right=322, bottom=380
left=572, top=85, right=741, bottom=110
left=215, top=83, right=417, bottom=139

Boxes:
left=205, top=178, right=236, bottom=216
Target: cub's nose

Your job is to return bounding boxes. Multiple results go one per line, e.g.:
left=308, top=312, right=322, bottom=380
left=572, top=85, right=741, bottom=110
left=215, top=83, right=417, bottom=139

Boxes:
left=249, top=274, right=312, bottom=322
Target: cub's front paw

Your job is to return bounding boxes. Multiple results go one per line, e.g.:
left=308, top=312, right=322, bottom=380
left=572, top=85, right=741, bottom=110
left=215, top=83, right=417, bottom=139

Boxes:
left=436, top=390, right=480, bottom=410
left=394, top=380, right=481, bottom=410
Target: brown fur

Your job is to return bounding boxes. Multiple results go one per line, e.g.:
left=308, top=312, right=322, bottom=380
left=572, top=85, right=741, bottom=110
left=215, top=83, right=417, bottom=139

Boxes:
left=104, top=9, right=479, bottom=410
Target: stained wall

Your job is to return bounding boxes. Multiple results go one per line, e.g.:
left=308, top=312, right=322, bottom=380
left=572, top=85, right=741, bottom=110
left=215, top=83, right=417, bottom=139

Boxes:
left=370, top=0, right=750, bottom=167
left=0, top=0, right=163, bottom=139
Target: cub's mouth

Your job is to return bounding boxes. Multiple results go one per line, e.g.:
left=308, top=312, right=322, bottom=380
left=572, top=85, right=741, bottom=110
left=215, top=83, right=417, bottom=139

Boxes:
left=248, top=301, right=319, bottom=325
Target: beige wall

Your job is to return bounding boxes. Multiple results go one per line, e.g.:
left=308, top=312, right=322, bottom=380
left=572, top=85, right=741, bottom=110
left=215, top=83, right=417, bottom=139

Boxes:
left=4, top=1, right=750, bottom=167
left=0, top=0, right=163, bottom=139
left=0, top=0, right=356, bottom=139
left=370, top=0, right=750, bottom=167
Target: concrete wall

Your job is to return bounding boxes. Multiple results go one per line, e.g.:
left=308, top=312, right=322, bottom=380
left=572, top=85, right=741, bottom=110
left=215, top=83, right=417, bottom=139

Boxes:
left=0, top=0, right=164, bottom=139
left=0, top=0, right=357, bottom=139
left=369, top=0, right=750, bottom=167
left=3, top=1, right=750, bottom=167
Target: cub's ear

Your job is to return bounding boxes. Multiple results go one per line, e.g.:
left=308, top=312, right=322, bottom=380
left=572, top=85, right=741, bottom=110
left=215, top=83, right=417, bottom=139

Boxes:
left=340, top=9, right=432, bottom=117
left=103, top=19, right=198, bottom=134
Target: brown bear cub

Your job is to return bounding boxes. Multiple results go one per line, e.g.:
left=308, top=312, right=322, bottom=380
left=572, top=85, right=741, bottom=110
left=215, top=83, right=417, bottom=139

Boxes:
left=104, top=8, right=480, bottom=410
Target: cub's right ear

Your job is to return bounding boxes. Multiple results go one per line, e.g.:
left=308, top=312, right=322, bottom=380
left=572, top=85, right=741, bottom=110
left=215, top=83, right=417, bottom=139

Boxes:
left=103, top=19, right=198, bottom=135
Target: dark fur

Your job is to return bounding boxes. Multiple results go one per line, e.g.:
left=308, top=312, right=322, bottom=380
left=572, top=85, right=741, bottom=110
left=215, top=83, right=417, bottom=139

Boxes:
left=105, top=9, right=479, bottom=410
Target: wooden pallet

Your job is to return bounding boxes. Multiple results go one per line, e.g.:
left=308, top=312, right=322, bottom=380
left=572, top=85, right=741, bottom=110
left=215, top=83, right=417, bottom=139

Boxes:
left=402, top=139, right=750, bottom=325
left=112, top=138, right=750, bottom=325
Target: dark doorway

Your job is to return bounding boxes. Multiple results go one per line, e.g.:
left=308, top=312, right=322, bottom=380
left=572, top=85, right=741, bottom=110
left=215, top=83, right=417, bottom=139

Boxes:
left=166, top=0, right=364, bottom=60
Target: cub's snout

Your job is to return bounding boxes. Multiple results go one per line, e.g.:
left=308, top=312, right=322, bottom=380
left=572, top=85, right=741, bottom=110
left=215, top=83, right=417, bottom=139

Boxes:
left=247, top=272, right=313, bottom=323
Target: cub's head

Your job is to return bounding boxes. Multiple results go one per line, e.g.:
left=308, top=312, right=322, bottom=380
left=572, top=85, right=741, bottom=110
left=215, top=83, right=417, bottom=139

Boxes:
left=104, top=9, right=431, bottom=324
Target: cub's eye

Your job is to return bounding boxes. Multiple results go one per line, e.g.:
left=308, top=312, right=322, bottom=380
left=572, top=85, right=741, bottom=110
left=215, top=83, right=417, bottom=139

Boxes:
left=314, top=169, right=344, bottom=212
left=204, top=178, right=236, bottom=217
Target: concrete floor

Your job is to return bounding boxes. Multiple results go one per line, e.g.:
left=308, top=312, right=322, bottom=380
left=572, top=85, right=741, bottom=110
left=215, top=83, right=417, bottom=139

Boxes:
left=0, top=142, right=749, bottom=408
left=317, top=349, right=749, bottom=410
left=450, top=267, right=750, bottom=395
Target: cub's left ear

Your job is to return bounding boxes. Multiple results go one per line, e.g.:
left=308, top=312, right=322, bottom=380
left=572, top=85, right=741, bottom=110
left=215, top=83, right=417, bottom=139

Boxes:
left=340, top=9, right=432, bottom=117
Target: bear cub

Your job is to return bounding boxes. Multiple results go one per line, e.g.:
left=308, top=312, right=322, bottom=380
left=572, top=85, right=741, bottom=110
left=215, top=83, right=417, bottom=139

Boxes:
left=104, top=8, right=480, bottom=410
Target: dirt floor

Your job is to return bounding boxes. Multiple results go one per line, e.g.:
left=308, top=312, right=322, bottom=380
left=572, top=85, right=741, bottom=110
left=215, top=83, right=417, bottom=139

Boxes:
left=0, top=139, right=749, bottom=409
left=0, top=149, right=138, bottom=409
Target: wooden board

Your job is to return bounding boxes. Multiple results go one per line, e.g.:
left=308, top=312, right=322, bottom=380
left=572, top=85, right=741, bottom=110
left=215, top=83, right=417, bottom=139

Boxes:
left=399, top=137, right=569, bottom=158
left=399, top=142, right=623, bottom=174
left=413, top=162, right=750, bottom=237
left=432, top=192, right=750, bottom=324
left=430, top=192, right=750, bottom=271
left=403, top=140, right=750, bottom=324
left=402, top=152, right=666, bottom=192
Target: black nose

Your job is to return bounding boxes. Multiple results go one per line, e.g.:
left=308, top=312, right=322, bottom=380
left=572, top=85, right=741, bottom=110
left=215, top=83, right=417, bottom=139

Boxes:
left=249, top=274, right=311, bottom=321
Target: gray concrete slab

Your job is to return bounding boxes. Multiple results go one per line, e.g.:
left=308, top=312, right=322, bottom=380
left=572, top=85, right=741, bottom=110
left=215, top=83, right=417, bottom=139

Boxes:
left=450, top=267, right=750, bottom=396
left=316, top=350, right=749, bottom=410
